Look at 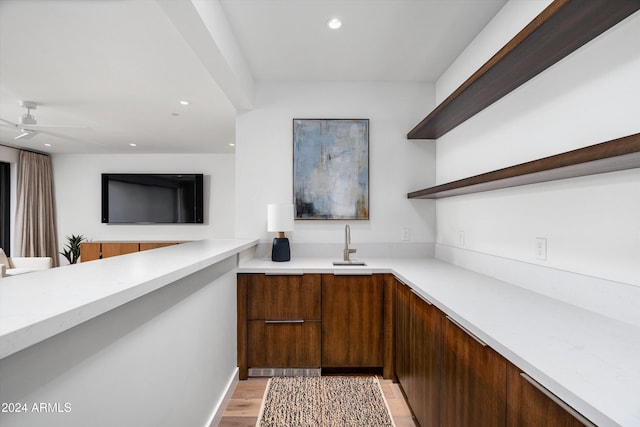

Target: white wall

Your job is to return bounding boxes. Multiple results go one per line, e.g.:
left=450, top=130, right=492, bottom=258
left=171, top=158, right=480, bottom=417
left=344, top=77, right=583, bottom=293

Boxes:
left=52, top=153, right=235, bottom=261
left=235, top=81, right=436, bottom=253
left=434, top=3, right=640, bottom=286
left=435, top=0, right=553, bottom=105
left=0, top=256, right=238, bottom=427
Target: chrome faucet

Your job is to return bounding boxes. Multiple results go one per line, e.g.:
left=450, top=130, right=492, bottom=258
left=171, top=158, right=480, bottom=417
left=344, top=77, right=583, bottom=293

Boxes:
left=343, top=224, right=357, bottom=262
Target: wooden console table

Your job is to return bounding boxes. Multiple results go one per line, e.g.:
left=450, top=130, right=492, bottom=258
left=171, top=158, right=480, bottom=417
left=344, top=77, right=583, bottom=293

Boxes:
left=80, top=241, right=183, bottom=262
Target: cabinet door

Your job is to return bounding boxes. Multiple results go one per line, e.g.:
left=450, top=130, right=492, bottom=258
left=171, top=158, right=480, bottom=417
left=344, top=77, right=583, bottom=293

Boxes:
left=322, top=274, right=384, bottom=367
left=410, top=289, right=442, bottom=427
left=80, top=242, right=101, bottom=262
left=394, top=279, right=412, bottom=392
left=238, top=274, right=322, bottom=378
left=248, top=320, right=321, bottom=368
left=101, top=242, right=139, bottom=258
left=506, top=363, right=587, bottom=427
left=441, top=316, right=507, bottom=427
left=247, top=274, right=321, bottom=320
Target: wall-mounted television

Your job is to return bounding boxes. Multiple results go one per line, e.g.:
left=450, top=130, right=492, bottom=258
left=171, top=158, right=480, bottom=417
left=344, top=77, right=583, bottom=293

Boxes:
left=101, top=174, right=204, bottom=224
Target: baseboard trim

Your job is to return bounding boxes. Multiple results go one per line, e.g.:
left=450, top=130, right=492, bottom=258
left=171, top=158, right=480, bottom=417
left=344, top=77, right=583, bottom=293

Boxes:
left=206, top=367, right=239, bottom=427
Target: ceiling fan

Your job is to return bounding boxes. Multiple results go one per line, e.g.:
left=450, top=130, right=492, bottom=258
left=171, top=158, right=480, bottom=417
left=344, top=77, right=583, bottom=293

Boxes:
left=0, top=100, right=84, bottom=140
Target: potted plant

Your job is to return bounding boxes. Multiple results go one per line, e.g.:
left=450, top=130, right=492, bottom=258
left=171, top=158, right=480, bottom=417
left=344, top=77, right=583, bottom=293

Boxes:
left=60, top=234, right=86, bottom=265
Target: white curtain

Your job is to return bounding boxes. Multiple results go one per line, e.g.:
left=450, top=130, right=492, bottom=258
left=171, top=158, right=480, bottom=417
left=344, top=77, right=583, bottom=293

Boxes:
left=15, top=150, right=59, bottom=266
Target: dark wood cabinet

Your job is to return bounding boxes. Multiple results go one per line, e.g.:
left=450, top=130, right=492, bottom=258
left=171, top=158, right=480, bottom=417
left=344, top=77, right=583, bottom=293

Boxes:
left=238, top=274, right=322, bottom=379
left=393, top=279, right=594, bottom=427
left=394, top=279, right=412, bottom=392
left=321, top=274, right=384, bottom=368
left=238, top=273, right=389, bottom=379
left=247, top=320, right=321, bottom=368
left=394, top=278, right=442, bottom=427
left=506, top=362, right=589, bottom=427
left=237, top=271, right=594, bottom=426
left=247, top=274, right=321, bottom=321
left=410, top=287, right=442, bottom=427
left=441, top=316, right=507, bottom=427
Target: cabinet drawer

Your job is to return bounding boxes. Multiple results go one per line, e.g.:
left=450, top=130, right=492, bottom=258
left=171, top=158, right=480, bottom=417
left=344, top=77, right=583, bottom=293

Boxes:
left=248, top=320, right=321, bottom=368
left=247, top=274, right=321, bottom=320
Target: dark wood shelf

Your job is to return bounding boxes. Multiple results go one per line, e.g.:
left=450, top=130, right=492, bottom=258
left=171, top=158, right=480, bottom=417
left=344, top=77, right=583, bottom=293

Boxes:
left=407, top=0, right=640, bottom=140
left=408, top=133, right=640, bottom=199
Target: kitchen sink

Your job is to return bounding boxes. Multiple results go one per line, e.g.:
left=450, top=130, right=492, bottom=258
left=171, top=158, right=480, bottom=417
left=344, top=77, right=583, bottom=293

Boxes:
left=332, top=261, right=367, bottom=266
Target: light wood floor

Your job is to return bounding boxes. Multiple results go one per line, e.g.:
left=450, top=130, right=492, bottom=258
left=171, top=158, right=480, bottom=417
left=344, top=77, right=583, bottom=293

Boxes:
left=217, top=377, right=417, bottom=427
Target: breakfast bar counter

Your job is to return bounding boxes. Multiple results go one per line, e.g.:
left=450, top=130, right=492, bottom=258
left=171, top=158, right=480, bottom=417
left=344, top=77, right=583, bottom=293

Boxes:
left=0, top=238, right=258, bottom=427
left=0, top=238, right=257, bottom=359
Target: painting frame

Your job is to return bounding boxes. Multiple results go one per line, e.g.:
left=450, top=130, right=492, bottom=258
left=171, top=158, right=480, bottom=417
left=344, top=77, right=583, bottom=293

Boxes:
left=293, top=118, right=369, bottom=220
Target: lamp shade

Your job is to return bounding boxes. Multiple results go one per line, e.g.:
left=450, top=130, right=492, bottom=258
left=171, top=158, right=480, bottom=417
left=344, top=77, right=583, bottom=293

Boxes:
left=267, top=204, right=294, bottom=232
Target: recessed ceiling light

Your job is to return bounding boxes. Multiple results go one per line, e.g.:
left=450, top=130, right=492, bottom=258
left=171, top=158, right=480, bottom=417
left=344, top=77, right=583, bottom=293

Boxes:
left=229, top=143, right=235, bottom=147
left=327, top=18, right=342, bottom=30
left=179, top=100, right=190, bottom=106
left=129, top=143, right=137, bottom=147
left=44, top=143, right=51, bottom=147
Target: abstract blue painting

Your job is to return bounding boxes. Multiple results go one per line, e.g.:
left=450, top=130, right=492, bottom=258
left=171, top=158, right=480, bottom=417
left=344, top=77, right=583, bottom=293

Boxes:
left=293, top=119, right=369, bottom=220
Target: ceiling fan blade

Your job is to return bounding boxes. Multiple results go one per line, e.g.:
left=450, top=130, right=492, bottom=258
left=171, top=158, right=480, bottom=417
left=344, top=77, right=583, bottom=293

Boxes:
left=20, top=124, right=87, bottom=129
left=14, top=130, right=36, bottom=140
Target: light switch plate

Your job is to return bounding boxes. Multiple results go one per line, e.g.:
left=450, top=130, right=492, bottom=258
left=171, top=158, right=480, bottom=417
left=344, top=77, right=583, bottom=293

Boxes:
left=401, top=228, right=410, bottom=241
left=536, top=237, right=547, bottom=260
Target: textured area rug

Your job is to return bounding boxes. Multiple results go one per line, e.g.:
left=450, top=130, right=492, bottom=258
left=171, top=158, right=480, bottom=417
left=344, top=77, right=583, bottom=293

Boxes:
left=256, top=376, right=395, bottom=427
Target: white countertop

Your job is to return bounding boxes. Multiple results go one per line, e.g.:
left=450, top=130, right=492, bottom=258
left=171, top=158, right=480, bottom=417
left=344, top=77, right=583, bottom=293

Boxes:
left=0, top=239, right=257, bottom=360
left=239, top=257, right=640, bottom=427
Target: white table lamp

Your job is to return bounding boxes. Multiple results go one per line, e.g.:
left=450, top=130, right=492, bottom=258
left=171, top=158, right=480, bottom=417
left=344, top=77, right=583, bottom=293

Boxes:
left=267, top=204, right=294, bottom=262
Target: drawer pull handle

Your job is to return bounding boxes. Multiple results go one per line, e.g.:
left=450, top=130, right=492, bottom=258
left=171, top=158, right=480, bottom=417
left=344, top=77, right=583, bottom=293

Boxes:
left=333, top=271, right=372, bottom=276
left=446, top=316, right=487, bottom=347
left=264, top=320, right=305, bottom=324
left=264, top=272, right=304, bottom=276
left=410, top=289, right=432, bottom=305
left=520, top=373, right=596, bottom=427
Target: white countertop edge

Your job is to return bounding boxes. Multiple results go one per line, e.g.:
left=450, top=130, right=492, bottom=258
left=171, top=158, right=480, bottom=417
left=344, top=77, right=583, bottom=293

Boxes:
left=238, top=257, right=638, bottom=427
left=387, top=279, right=625, bottom=427
left=404, top=284, right=616, bottom=427
left=0, top=239, right=258, bottom=360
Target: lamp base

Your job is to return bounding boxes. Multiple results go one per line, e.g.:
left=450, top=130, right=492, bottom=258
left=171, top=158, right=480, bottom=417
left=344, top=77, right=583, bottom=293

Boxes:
left=271, top=237, right=291, bottom=262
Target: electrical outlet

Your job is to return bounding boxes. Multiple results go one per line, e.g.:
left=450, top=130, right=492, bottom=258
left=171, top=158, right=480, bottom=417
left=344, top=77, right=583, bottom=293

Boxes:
left=536, top=237, right=547, bottom=260
left=458, top=231, right=465, bottom=247
left=401, top=228, right=410, bottom=241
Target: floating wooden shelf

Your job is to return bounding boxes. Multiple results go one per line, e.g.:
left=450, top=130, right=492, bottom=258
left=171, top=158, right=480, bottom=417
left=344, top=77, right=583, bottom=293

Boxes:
left=407, top=0, right=640, bottom=140
left=408, top=134, right=640, bottom=199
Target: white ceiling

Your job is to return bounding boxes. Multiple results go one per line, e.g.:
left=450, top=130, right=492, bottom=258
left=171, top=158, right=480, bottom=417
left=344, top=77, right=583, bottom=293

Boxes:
left=220, top=0, right=506, bottom=82
left=0, top=0, right=506, bottom=155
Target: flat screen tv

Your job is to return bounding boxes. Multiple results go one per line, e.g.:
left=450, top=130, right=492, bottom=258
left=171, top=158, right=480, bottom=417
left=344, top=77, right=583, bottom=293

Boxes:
left=101, top=174, right=204, bottom=224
